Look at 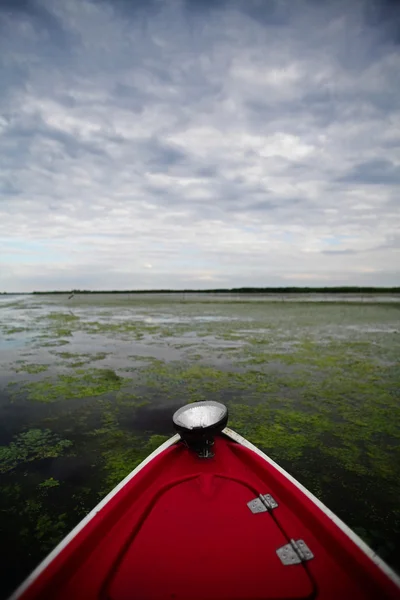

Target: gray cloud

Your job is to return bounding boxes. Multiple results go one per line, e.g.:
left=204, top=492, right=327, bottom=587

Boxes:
left=0, top=0, right=74, bottom=58
left=322, top=249, right=358, bottom=256
left=0, top=0, right=399, bottom=290
left=338, top=159, right=400, bottom=185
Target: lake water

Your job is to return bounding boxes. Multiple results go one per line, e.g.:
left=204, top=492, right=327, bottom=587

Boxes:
left=1, top=293, right=399, bottom=596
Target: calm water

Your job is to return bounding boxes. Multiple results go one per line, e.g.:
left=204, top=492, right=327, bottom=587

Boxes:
left=1, top=293, right=400, bottom=596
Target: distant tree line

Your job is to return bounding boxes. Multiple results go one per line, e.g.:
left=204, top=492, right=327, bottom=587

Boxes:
left=31, top=287, right=400, bottom=295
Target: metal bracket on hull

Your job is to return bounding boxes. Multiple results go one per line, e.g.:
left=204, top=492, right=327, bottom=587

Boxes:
left=247, top=493, right=278, bottom=513
left=276, top=539, right=314, bottom=565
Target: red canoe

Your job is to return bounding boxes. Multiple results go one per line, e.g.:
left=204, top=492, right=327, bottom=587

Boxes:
left=10, top=402, right=400, bottom=600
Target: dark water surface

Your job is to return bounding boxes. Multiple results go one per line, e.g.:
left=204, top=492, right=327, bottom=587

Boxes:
left=1, top=293, right=400, bottom=597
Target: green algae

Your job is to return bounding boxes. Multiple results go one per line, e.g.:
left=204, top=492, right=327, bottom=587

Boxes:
left=37, top=338, right=70, bottom=347
left=15, top=363, right=49, bottom=374
left=4, top=326, right=29, bottom=335
left=55, top=351, right=108, bottom=362
left=81, top=320, right=159, bottom=339
left=48, top=313, right=79, bottom=322
left=0, top=430, right=73, bottom=474
left=23, top=368, right=125, bottom=403
left=54, top=351, right=109, bottom=368
left=115, top=391, right=149, bottom=408
left=38, top=478, right=60, bottom=489
left=35, top=512, right=68, bottom=546
left=31, top=313, right=81, bottom=340
left=56, top=351, right=80, bottom=359
left=100, top=433, right=169, bottom=491
left=134, top=361, right=280, bottom=405
left=3, top=481, right=70, bottom=552
left=228, top=404, right=329, bottom=461
left=53, top=328, right=73, bottom=337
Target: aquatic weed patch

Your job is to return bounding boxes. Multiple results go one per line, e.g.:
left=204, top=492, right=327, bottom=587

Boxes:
left=55, top=351, right=108, bottom=361
left=74, top=397, right=170, bottom=492
left=99, top=432, right=169, bottom=491
left=23, top=368, right=126, bottom=403
left=3, top=326, right=30, bottom=335
left=54, top=351, right=109, bottom=367
left=47, top=313, right=80, bottom=323
left=15, top=363, right=49, bottom=374
left=134, top=360, right=280, bottom=405
left=228, top=403, right=331, bottom=461
left=0, top=429, right=73, bottom=474
left=30, top=312, right=81, bottom=340
left=81, top=320, right=160, bottom=340
left=36, top=338, right=71, bottom=348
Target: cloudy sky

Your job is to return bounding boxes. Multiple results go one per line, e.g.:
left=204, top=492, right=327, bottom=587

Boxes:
left=0, top=0, right=399, bottom=291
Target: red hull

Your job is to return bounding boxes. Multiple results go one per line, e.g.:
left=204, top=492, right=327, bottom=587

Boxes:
left=11, top=430, right=400, bottom=600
